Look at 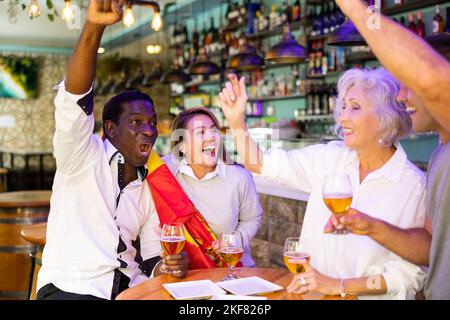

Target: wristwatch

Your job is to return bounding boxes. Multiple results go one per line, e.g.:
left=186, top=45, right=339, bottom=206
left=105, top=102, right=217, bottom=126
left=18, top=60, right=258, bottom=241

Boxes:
left=339, top=279, right=347, bottom=298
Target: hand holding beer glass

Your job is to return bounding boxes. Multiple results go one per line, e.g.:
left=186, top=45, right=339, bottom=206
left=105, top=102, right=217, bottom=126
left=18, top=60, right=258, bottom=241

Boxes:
left=322, top=173, right=353, bottom=235
left=283, top=237, right=310, bottom=274
left=160, top=223, right=186, bottom=274
left=219, top=231, right=244, bottom=281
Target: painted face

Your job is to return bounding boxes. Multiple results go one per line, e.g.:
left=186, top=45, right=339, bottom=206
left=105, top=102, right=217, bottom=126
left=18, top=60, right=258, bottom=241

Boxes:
left=106, top=100, right=158, bottom=167
left=182, top=114, right=221, bottom=168
left=396, top=84, right=438, bottom=133
left=339, top=85, right=381, bottom=151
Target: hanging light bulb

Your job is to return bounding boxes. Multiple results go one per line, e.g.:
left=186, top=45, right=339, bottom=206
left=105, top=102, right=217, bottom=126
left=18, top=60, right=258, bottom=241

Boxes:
left=28, top=0, right=41, bottom=18
left=62, top=0, right=75, bottom=21
left=123, top=3, right=135, bottom=28
left=151, top=12, right=163, bottom=31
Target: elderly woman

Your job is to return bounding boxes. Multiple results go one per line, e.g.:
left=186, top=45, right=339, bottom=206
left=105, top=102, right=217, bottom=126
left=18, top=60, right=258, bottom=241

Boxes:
left=219, top=68, right=426, bottom=299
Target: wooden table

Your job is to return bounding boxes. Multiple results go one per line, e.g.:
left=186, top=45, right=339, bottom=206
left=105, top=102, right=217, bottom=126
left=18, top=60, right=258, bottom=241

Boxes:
left=0, top=190, right=51, bottom=213
left=20, top=222, right=47, bottom=300
left=116, top=268, right=356, bottom=300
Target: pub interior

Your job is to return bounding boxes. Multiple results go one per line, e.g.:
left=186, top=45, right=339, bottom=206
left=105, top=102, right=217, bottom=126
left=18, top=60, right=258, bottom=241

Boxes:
left=0, top=0, right=449, bottom=302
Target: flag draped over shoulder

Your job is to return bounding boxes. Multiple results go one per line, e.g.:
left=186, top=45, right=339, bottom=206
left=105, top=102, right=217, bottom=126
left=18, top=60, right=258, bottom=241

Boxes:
left=146, top=150, right=229, bottom=269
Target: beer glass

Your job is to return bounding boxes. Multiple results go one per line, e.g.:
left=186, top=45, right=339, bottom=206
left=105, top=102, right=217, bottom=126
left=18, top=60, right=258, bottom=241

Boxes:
left=283, top=237, right=310, bottom=274
left=219, top=231, right=244, bottom=281
left=160, top=223, right=185, bottom=274
left=322, top=173, right=353, bottom=234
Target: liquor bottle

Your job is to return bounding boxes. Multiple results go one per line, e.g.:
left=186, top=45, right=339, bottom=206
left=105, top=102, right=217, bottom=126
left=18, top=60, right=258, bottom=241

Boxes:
left=329, top=1, right=336, bottom=33
left=416, top=10, right=426, bottom=38
left=309, top=41, right=316, bottom=76
left=432, top=5, right=445, bottom=34
left=323, top=2, right=330, bottom=34
left=284, top=0, right=292, bottom=24
left=238, top=0, right=247, bottom=25
left=192, top=20, right=199, bottom=56
left=307, top=84, right=314, bottom=115
left=313, top=84, right=321, bottom=115
left=254, top=10, right=261, bottom=33
left=315, top=40, right=324, bottom=76
left=292, top=0, right=301, bottom=22
left=408, top=13, right=416, bottom=33
left=446, top=8, right=450, bottom=33
left=183, top=23, right=189, bottom=45
left=328, top=46, right=336, bottom=72
left=328, top=84, right=337, bottom=114
left=322, top=46, right=328, bottom=76
left=321, top=84, right=329, bottom=115
left=318, top=4, right=325, bottom=35
left=269, top=4, right=279, bottom=30
left=311, top=5, right=318, bottom=36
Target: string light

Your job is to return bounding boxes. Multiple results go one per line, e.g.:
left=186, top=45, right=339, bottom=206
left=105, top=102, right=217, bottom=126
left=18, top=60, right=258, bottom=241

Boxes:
left=151, top=12, right=163, bottom=31
left=28, top=0, right=41, bottom=18
left=62, top=0, right=75, bottom=21
left=123, top=3, right=136, bottom=28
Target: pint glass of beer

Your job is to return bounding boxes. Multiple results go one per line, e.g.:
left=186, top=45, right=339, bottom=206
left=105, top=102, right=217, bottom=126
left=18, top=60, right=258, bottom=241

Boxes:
left=160, top=223, right=185, bottom=274
left=322, top=173, right=353, bottom=234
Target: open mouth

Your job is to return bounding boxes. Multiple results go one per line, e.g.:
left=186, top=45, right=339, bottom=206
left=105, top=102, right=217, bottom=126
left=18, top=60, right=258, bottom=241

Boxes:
left=202, top=145, right=217, bottom=158
left=342, top=127, right=355, bottom=136
left=406, top=106, right=417, bottom=116
left=138, top=143, right=151, bottom=154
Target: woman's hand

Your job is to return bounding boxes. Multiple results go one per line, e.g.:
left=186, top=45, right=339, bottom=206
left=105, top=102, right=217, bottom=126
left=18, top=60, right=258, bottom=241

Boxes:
left=286, top=259, right=340, bottom=296
left=218, top=74, right=248, bottom=128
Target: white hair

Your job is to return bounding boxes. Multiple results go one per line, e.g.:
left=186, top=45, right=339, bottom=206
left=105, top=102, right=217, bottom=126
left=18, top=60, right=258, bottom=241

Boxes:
left=333, top=67, right=411, bottom=146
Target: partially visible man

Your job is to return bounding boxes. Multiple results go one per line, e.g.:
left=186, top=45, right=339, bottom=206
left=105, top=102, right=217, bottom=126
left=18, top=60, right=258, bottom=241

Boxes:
left=325, top=33, right=450, bottom=300
left=37, top=0, right=188, bottom=300
left=335, top=0, right=450, bottom=132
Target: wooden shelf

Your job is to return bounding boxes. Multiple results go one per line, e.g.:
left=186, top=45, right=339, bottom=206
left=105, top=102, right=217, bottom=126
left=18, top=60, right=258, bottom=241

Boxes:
left=306, top=70, right=342, bottom=79
left=382, top=0, right=450, bottom=16
left=345, top=53, right=377, bottom=64
left=307, top=32, right=332, bottom=42
left=184, top=79, right=222, bottom=88
left=295, top=114, right=334, bottom=122
left=223, top=21, right=247, bottom=32
left=247, top=20, right=305, bottom=40
left=248, top=94, right=306, bottom=102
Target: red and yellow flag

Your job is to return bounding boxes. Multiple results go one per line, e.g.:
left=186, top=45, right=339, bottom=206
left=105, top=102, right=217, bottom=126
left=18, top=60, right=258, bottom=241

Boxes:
left=146, top=150, right=227, bottom=269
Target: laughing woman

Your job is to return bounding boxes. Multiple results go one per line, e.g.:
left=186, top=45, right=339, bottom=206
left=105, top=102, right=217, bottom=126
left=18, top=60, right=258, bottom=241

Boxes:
left=162, top=107, right=262, bottom=267
left=219, top=68, right=427, bottom=299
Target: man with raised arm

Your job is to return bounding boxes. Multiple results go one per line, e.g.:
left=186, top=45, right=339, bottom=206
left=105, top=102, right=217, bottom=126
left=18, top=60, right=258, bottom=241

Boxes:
left=37, top=0, right=187, bottom=300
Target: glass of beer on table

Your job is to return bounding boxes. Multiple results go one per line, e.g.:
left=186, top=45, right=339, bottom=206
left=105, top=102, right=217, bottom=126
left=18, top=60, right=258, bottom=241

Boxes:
left=283, top=237, right=310, bottom=274
left=160, top=222, right=185, bottom=274
left=219, top=231, right=244, bottom=281
left=322, top=173, right=353, bottom=234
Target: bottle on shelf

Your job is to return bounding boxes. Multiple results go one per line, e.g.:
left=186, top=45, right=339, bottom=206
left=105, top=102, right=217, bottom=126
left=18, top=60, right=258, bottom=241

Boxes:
left=416, top=10, right=426, bottom=38
left=313, top=84, right=321, bottom=115
left=328, top=84, right=337, bottom=114
left=323, top=2, right=330, bottom=34
left=328, top=46, right=336, bottom=73
left=315, top=40, right=324, bottom=76
left=292, top=0, right=301, bottom=22
left=321, top=84, right=329, bottom=115
left=446, top=8, right=450, bottom=33
left=408, top=13, right=416, bottom=33
left=269, top=4, right=279, bottom=30
left=307, top=83, right=314, bottom=115
left=432, top=5, right=445, bottom=34
left=329, top=1, right=336, bottom=33
left=308, top=41, right=317, bottom=77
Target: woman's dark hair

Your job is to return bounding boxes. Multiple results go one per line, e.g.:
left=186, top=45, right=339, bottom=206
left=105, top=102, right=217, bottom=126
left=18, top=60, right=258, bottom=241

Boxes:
left=102, top=90, right=154, bottom=138
left=171, top=107, right=236, bottom=165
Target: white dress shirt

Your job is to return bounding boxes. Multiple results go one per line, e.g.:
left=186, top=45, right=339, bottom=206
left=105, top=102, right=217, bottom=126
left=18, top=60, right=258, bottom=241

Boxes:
left=37, top=83, right=162, bottom=300
left=261, top=140, right=427, bottom=299
left=162, top=155, right=262, bottom=267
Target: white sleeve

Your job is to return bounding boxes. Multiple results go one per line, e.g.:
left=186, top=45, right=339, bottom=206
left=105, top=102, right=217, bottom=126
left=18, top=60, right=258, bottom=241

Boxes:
left=260, top=144, right=327, bottom=193
left=52, top=81, right=100, bottom=176
left=382, top=253, right=427, bottom=300
left=236, top=171, right=263, bottom=251
left=139, top=199, right=163, bottom=278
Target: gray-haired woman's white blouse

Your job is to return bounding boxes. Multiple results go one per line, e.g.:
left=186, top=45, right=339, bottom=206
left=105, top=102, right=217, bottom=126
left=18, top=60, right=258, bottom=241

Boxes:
left=261, top=140, right=427, bottom=300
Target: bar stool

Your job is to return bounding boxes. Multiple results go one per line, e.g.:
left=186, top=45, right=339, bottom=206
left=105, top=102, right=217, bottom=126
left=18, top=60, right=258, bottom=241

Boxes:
left=21, top=222, right=47, bottom=300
